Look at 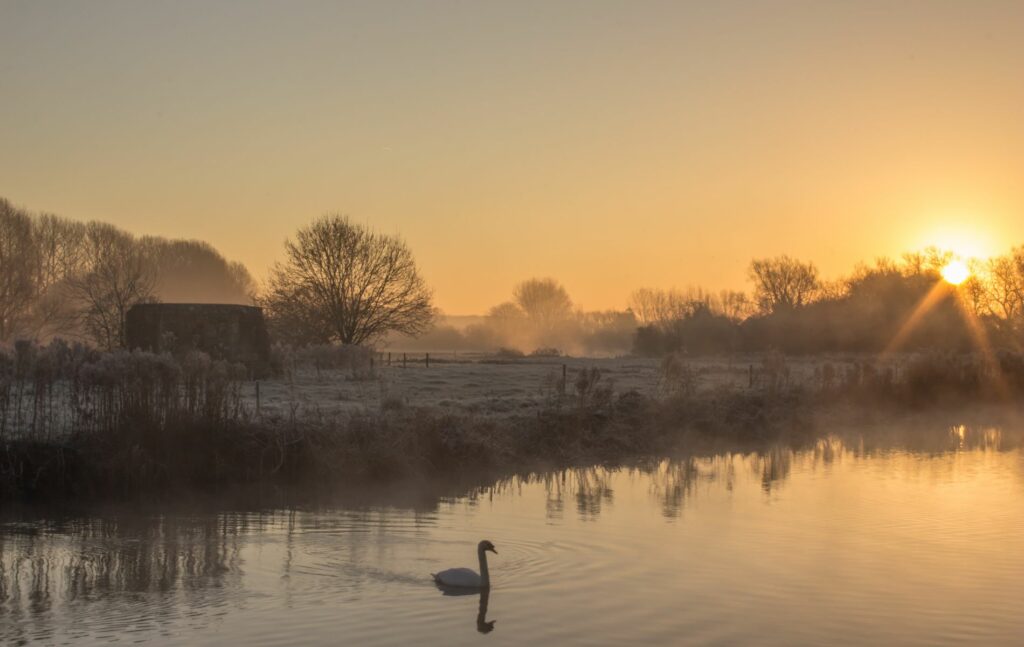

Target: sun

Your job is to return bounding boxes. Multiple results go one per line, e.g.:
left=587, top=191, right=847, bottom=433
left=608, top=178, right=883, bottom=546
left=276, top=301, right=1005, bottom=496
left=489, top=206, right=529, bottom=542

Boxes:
left=941, top=259, right=970, bottom=285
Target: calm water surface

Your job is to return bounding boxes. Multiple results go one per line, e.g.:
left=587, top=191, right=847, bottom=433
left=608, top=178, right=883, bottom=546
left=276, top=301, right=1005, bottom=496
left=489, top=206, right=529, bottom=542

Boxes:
left=2, top=430, right=1023, bottom=645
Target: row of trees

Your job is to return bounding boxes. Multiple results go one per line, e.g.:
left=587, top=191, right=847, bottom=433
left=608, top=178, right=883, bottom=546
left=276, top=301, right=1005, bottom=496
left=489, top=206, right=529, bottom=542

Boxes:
left=1, top=199, right=434, bottom=352
left=634, top=249, right=1024, bottom=356
left=8, top=195, right=1024, bottom=358
left=628, top=286, right=752, bottom=326
left=259, top=225, right=1024, bottom=357
left=0, top=198, right=254, bottom=348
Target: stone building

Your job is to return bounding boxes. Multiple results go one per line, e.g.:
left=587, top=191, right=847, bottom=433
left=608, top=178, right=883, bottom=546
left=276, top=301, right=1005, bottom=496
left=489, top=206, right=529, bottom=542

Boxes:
left=125, top=303, right=271, bottom=375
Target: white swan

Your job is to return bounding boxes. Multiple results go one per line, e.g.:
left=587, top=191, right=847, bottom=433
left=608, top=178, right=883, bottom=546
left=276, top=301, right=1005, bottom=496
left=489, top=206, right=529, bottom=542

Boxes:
left=432, top=540, right=497, bottom=588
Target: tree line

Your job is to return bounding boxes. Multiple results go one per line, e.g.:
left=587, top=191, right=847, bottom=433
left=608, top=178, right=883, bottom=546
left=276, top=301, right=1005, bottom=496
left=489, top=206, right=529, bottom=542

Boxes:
left=634, top=249, right=1024, bottom=356
left=394, top=250, right=1024, bottom=357
left=0, top=199, right=432, bottom=352
left=5, top=195, right=1024, bottom=357
left=0, top=198, right=254, bottom=348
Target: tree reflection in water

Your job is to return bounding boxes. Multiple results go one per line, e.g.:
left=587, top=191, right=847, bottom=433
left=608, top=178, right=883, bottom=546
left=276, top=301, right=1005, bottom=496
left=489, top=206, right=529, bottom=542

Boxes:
left=0, top=421, right=1016, bottom=643
left=0, top=514, right=253, bottom=644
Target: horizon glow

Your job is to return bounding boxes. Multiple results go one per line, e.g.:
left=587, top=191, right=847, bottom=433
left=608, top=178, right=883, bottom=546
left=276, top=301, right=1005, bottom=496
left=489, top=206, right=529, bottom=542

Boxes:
left=2, top=2, right=1023, bottom=313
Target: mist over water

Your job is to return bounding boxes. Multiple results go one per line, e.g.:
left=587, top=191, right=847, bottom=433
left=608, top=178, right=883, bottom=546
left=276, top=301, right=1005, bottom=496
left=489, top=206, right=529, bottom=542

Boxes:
left=3, top=429, right=1022, bottom=646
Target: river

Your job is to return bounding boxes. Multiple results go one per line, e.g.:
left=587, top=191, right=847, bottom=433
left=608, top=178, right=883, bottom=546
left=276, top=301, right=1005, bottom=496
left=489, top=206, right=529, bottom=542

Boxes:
left=2, top=426, right=1022, bottom=645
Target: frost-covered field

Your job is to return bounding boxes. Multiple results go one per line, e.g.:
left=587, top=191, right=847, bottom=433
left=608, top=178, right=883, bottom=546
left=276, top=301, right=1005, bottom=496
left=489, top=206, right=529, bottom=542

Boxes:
left=244, top=354, right=833, bottom=420
left=0, top=347, right=880, bottom=441
left=0, top=347, right=911, bottom=442
left=251, top=356, right=652, bottom=419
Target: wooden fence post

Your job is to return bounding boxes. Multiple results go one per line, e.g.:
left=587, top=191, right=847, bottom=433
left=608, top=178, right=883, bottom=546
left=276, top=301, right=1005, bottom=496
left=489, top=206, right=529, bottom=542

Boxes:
left=426, top=352, right=430, bottom=368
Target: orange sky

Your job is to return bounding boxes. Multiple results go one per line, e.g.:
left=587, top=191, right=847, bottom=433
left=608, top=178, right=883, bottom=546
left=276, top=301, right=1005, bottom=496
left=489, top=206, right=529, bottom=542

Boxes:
left=2, top=1, right=1023, bottom=313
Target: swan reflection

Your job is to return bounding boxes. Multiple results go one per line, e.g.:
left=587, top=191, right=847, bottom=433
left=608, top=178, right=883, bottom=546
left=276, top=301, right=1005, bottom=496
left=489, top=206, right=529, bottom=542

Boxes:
left=434, top=583, right=495, bottom=634
left=477, top=587, right=495, bottom=634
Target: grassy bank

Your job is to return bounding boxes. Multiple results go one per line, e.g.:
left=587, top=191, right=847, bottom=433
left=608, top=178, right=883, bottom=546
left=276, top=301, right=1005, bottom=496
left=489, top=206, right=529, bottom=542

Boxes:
left=2, top=341, right=1023, bottom=500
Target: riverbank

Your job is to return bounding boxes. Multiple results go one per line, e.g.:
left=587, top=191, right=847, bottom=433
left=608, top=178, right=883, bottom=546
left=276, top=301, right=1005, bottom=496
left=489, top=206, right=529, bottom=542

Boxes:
left=2, top=342, right=1023, bottom=500
left=4, top=385, right=1022, bottom=501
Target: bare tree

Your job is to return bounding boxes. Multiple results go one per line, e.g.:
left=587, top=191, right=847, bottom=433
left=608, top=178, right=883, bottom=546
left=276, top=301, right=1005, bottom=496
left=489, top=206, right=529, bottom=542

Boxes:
left=0, top=199, right=39, bottom=340
left=29, top=213, right=88, bottom=338
left=32, top=213, right=87, bottom=290
left=982, top=251, right=1024, bottom=321
left=961, top=265, right=988, bottom=319
left=627, top=288, right=660, bottom=325
left=900, top=246, right=952, bottom=277
left=513, top=278, right=572, bottom=330
left=717, top=289, right=753, bottom=320
left=65, top=223, right=156, bottom=349
left=630, top=287, right=739, bottom=326
left=748, top=256, right=819, bottom=313
left=629, top=288, right=689, bottom=325
left=973, top=248, right=1024, bottom=340
left=263, top=215, right=433, bottom=345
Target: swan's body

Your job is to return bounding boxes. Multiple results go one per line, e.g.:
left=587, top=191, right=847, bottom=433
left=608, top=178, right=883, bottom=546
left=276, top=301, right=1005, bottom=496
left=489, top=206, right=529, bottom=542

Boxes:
left=433, top=567, right=484, bottom=588
left=432, top=540, right=497, bottom=589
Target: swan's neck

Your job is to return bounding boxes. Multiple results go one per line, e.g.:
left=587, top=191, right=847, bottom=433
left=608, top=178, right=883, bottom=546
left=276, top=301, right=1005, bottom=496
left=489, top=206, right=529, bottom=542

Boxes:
left=477, top=547, right=490, bottom=587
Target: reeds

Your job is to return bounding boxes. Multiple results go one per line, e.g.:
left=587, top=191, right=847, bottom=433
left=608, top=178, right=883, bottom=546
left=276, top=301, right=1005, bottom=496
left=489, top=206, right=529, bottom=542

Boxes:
left=0, top=340, right=247, bottom=441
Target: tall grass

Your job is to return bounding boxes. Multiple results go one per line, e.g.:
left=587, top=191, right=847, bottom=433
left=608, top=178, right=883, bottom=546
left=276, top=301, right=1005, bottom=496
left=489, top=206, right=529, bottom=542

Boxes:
left=0, top=339, right=247, bottom=441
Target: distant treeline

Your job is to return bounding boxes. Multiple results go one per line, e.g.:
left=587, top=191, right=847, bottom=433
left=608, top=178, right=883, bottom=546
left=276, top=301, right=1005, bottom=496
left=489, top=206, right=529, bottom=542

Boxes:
left=6, top=196, right=1023, bottom=358
left=634, top=251, right=1023, bottom=356
left=394, top=250, right=1024, bottom=357
left=0, top=198, right=255, bottom=349
left=390, top=278, right=639, bottom=357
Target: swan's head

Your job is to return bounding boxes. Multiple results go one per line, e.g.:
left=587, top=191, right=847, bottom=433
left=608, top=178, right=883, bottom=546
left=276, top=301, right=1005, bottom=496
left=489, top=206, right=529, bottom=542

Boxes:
left=478, top=540, right=497, bottom=554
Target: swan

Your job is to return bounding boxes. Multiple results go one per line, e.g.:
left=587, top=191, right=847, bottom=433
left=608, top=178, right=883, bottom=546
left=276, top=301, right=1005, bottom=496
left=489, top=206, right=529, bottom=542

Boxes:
left=432, top=540, right=497, bottom=588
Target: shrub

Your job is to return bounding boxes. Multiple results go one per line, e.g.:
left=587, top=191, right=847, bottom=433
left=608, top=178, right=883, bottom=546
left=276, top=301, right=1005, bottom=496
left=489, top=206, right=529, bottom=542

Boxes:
left=530, top=347, right=562, bottom=358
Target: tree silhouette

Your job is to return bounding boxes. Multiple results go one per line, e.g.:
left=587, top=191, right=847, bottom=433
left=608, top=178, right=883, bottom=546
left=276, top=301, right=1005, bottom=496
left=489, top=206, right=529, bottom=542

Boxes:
left=0, top=199, right=38, bottom=340
left=65, top=223, right=156, bottom=349
left=748, top=256, right=819, bottom=313
left=513, top=278, right=572, bottom=331
left=263, top=215, right=433, bottom=345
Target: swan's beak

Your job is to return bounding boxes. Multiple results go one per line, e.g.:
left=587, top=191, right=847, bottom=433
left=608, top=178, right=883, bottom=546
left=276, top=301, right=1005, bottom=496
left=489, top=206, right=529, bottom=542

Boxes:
left=489, top=547, right=498, bottom=554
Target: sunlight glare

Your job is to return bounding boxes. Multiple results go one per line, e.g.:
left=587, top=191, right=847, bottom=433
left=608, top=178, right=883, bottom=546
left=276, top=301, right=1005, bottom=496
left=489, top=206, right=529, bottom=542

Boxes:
left=941, top=260, right=970, bottom=285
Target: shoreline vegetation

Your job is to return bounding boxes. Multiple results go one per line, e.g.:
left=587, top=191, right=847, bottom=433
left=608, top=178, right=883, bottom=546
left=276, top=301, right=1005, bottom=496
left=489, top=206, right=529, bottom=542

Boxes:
left=5, top=199, right=1024, bottom=505
left=2, top=340, right=1022, bottom=501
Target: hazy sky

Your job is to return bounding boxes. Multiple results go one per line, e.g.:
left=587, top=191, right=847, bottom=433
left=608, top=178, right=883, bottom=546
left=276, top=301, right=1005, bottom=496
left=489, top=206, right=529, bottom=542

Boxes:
left=2, top=1, right=1023, bottom=313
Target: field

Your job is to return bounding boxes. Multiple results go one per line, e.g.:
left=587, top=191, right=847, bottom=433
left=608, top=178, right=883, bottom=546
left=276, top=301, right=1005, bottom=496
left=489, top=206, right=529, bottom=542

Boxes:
left=256, top=355, right=658, bottom=418
left=250, top=352, right=839, bottom=420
